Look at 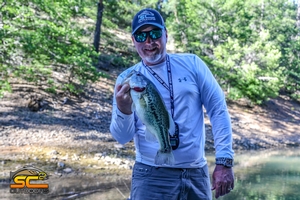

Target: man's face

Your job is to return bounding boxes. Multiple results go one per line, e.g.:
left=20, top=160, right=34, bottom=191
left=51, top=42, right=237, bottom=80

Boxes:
left=132, top=25, right=168, bottom=66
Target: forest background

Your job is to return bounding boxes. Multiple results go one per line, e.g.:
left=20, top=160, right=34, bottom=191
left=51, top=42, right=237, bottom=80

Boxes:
left=1, top=2, right=300, bottom=199
left=1, top=0, right=299, bottom=105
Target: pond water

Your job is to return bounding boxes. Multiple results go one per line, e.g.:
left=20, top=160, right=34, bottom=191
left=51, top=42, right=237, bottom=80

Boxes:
left=1, top=147, right=300, bottom=200
left=209, top=147, right=300, bottom=200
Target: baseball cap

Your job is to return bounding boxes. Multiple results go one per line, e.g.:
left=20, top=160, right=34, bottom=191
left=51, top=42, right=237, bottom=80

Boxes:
left=131, top=8, right=165, bottom=35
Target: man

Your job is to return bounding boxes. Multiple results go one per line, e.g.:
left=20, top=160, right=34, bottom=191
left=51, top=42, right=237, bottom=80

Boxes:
left=110, top=8, right=234, bottom=200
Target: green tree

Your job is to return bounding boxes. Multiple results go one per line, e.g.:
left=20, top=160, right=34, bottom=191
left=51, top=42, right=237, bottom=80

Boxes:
left=163, top=0, right=299, bottom=104
left=0, top=0, right=102, bottom=97
left=283, top=1, right=300, bottom=100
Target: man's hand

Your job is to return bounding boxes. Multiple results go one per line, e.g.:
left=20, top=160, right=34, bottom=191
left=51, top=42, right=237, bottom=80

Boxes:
left=211, top=165, right=234, bottom=198
left=116, top=83, right=133, bottom=115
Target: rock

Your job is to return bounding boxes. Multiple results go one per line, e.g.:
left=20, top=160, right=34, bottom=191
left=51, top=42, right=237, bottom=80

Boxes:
left=72, top=154, right=80, bottom=161
left=94, top=153, right=103, bottom=157
left=113, top=158, right=124, bottom=165
left=57, top=161, right=65, bottom=168
left=50, top=157, right=58, bottom=162
left=114, top=143, right=125, bottom=149
left=94, top=157, right=100, bottom=160
left=49, top=150, right=59, bottom=155
left=54, top=171, right=62, bottom=177
left=51, top=155, right=58, bottom=160
left=62, top=97, right=68, bottom=105
left=27, top=96, right=44, bottom=112
left=61, top=154, right=69, bottom=161
left=63, top=168, right=72, bottom=173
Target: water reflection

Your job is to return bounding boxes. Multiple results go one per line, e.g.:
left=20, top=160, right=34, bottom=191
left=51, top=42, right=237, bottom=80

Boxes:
left=1, top=147, right=299, bottom=199
left=210, top=147, right=300, bottom=200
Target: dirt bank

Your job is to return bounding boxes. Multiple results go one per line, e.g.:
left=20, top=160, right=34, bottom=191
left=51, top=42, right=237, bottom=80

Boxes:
left=0, top=67, right=299, bottom=199
left=1, top=67, right=300, bottom=155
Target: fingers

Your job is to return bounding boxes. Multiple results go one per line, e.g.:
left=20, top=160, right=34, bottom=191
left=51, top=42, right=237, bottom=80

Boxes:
left=211, top=177, right=216, bottom=190
left=213, top=182, right=233, bottom=199
left=117, top=83, right=130, bottom=95
left=117, top=84, right=131, bottom=103
left=116, top=84, right=123, bottom=93
left=211, top=166, right=234, bottom=199
left=116, top=83, right=133, bottom=115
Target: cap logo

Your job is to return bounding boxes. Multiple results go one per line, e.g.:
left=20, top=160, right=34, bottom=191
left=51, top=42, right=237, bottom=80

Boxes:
left=138, top=11, right=156, bottom=24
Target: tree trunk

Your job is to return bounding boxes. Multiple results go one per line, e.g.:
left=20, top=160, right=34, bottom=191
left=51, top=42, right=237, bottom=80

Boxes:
left=93, top=0, right=104, bottom=53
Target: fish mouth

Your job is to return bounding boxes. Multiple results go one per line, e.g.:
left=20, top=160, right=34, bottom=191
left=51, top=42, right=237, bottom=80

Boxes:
left=132, top=87, right=145, bottom=92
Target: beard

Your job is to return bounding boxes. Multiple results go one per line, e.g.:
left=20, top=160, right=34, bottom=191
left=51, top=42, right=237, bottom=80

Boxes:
left=144, top=53, right=163, bottom=65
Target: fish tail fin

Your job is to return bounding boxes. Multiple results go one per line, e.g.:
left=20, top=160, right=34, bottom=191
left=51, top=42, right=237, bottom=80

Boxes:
left=155, top=150, right=175, bottom=166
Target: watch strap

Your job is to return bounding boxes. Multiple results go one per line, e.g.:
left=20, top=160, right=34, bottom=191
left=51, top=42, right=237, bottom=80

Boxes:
left=215, top=157, right=234, bottom=167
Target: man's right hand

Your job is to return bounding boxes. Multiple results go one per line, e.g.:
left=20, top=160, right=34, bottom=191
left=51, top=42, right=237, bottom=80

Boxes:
left=115, top=83, right=133, bottom=115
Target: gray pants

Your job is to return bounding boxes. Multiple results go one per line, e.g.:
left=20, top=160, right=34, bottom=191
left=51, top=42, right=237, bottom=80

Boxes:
left=129, top=162, right=212, bottom=200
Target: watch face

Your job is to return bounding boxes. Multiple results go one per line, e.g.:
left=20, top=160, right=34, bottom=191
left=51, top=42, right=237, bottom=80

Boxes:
left=226, top=159, right=233, bottom=166
left=216, top=158, right=233, bottom=167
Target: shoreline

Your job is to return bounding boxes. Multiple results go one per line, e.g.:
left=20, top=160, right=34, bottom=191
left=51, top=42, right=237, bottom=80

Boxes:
left=1, top=69, right=299, bottom=194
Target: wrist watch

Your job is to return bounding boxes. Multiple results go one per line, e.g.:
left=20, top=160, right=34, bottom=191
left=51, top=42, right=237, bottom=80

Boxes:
left=215, top=157, right=234, bottom=168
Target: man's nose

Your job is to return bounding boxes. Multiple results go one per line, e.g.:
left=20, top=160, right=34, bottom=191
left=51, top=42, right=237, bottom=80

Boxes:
left=145, top=35, right=153, bottom=43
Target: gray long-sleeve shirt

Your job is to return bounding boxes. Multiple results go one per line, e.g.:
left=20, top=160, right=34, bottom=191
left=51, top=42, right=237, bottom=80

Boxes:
left=110, top=53, right=234, bottom=168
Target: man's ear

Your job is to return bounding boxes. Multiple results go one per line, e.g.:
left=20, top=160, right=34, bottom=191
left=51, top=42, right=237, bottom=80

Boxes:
left=164, top=28, right=168, bottom=42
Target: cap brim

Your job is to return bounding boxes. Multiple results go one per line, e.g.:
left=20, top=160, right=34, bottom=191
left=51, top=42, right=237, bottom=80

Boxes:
left=132, top=23, right=164, bottom=35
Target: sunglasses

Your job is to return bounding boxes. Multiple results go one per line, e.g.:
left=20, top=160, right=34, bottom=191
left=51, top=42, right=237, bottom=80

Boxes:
left=133, top=29, right=163, bottom=43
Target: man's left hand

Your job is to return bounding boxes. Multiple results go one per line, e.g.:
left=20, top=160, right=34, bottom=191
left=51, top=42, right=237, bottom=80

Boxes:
left=211, top=165, right=234, bottom=198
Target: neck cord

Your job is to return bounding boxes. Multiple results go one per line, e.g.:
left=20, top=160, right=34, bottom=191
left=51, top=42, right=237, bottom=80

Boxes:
left=142, top=55, right=180, bottom=150
left=142, top=55, right=175, bottom=118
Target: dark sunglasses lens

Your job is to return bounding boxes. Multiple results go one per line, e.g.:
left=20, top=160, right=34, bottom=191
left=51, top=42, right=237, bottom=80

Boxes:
left=150, top=29, right=162, bottom=39
left=134, top=32, right=147, bottom=42
left=134, top=29, right=162, bottom=43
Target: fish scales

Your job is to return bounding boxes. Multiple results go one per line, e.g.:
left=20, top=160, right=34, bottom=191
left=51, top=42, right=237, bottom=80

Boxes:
left=141, top=84, right=170, bottom=153
left=122, top=70, right=175, bottom=165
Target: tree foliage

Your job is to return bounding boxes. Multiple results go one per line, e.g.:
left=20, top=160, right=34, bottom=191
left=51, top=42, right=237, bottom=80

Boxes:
left=0, top=0, right=299, bottom=104
left=0, top=0, right=102, bottom=97
left=163, top=0, right=300, bottom=104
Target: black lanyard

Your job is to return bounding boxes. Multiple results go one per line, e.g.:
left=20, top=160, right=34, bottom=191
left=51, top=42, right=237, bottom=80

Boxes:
left=142, top=55, right=180, bottom=150
left=142, top=55, right=175, bottom=117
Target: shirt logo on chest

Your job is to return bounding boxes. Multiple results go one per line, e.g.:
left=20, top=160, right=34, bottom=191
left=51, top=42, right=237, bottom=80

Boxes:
left=178, top=77, right=187, bottom=82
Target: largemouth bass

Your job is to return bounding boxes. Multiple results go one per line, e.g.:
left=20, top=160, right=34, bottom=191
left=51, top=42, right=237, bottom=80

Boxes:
left=122, top=70, right=175, bottom=165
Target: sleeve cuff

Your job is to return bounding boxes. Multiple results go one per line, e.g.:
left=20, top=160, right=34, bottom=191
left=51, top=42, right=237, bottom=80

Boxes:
left=116, top=108, right=133, bottom=120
